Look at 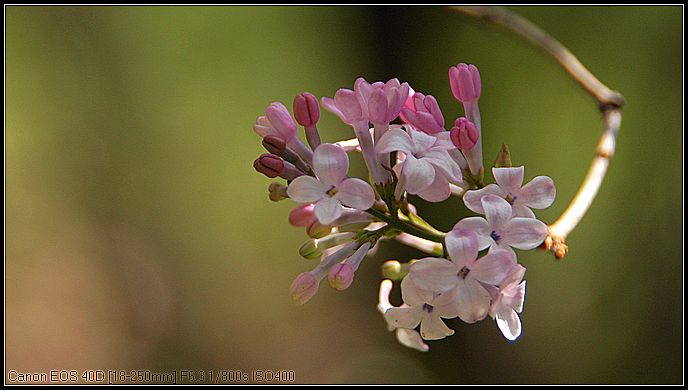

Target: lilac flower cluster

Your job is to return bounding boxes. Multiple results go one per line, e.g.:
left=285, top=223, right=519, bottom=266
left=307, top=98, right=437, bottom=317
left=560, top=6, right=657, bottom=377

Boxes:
left=252, top=63, right=556, bottom=350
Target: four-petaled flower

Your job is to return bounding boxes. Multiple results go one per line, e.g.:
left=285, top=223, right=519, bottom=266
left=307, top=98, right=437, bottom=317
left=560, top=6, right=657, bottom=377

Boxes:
left=287, top=143, right=375, bottom=224
left=384, top=276, right=460, bottom=340
left=486, top=264, right=527, bottom=341
left=455, top=194, right=548, bottom=253
left=464, top=166, right=556, bottom=218
left=409, top=229, right=517, bottom=323
left=376, top=126, right=461, bottom=202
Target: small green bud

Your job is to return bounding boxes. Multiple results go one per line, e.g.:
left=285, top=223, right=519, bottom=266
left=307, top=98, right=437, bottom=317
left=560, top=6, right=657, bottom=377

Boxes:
left=495, top=143, right=512, bottom=168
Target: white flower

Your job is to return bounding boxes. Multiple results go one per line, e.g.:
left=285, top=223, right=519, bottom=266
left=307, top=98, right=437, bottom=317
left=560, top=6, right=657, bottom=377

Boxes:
left=486, top=264, right=527, bottom=341
left=375, top=125, right=461, bottom=202
left=409, top=229, right=517, bottom=323
left=287, top=143, right=375, bottom=225
left=455, top=194, right=548, bottom=253
left=384, top=276, right=460, bottom=340
left=463, top=166, right=556, bottom=218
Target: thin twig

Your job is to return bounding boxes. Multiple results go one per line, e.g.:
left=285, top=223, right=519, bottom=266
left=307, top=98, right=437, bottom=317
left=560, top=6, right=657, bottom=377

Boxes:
left=450, top=6, right=625, bottom=259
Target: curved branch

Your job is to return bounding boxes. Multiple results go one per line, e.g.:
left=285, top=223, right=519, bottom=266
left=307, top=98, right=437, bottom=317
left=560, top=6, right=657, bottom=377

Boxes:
left=450, top=6, right=625, bottom=259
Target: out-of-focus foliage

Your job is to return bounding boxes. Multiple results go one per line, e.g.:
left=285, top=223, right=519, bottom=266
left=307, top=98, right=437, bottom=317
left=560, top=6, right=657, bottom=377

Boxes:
left=6, top=6, right=682, bottom=384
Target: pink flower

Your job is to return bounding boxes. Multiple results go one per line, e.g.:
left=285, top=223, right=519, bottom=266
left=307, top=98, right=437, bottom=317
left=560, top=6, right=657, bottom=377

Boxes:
left=455, top=194, right=548, bottom=252
left=463, top=166, right=556, bottom=218
left=375, top=126, right=461, bottom=202
left=409, top=229, right=517, bottom=323
left=377, top=279, right=430, bottom=351
left=321, top=88, right=365, bottom=126
left=449, top=63, right=481, bottom=103
left=384, top=276, right=460, bottom=340
left=400, top=92, right=446, bottom=135
left=354, top=77, right=410, bottom=125
left=287, top=143, right=375, bottom=225
left=487, top=264, right=527, bottom=341
left=327, top=242, right=371, bottom=290
left=450, top=117, right=482, bottom=176
left=254, top=102, right=313, bottom=164
left=293, top=92, right=320, bottom=127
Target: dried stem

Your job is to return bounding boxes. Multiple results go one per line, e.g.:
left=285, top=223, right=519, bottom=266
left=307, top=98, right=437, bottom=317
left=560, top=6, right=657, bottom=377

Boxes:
left=450, top=6, right=625, bottom=259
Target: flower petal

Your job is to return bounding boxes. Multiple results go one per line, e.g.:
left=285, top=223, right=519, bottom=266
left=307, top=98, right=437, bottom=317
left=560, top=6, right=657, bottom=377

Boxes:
left=511, top=204, right=536, bottom=219
left=313, top=143, right=349, bottom=187
left=482, top=194, right=513, bottom=229
left=493, top=166, right=524, bottom=193
left=462, top=184, right=505, bottom=214
left=314, top=197, right=343, bottom=225
left=395, top=329, right=429, bottom=352
left=512, top=280, right=526, bottom=313
left=375, top=127, right=414, bottom=155
left=454, top=217, right=491, bottom=250
left=444, top=228, right=479, bottom=269
left=402, top=154, right=435, bottom=194
left=495, top=308, right=522, bottom=341
left=409, top=258, right=459, bottom=293
left=409, top=127, right=438, bottom=154
left=335, top=178, right=375, bottom=211
left=454, top=278, right=491, bottom=323
left=400, top=275, right=432, bottom=307
left=420, top=315, right=454, bottom=340
left=422, top=149, right=462, bottom=181
left=519, top=176, right=556, bottom=209
left=287, top=176, right=327, bottom=203
left=417, top=169, right=451, bottom=202
left=470, top=248, right=517, bottom=285
left=385, top=307, right=422, bottom=330
left=500, top=217, right=548, bottom=250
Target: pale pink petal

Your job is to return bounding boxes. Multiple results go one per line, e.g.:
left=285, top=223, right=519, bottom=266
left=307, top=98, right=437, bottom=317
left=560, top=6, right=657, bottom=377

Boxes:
left=462, top=184, right=505, bottom=214
left=435, top=302, right=462, bottom=319
left=313, top=143, right=349, bottom=186
left=409, top=128, right=437, bottom=154
left=420, top=315, right=454, bottom=340
left=335, top=178, right=375, bottom=210
left=500, top=217, right=548, bottom=250
left=402, top=154, right=435, bottom=194
left=368, top=88, right=388, bottom=124
left=385, top=307, right=422, bottom=330
left=511, top=204, right=536, bottom=218
left=444, top=229, right=479, bottom=269
left=287, top=176, right=327, bottom=203
left=481, top=194, right=513, bottom=228
left=501, top=264, right=527, bottom=289
left=470, top=248, right=517, bottom=285
left=409, top=258, right=459, bottom=293
left=314, top=197, right=343, bottom=225
left=454, top=278, right=491, bottom=323
left=495, top=308, right=522, bottom=341
left=334, top=88, right=363, bottom=123
left=265, top=102, right=297, bottom=141
left=375, top=127, right=414, bottom=155
left=417, top=169, right=451, bottom=203
left=395, top=329, right=429, bottom=352
left=512, top=281, right=526, bottom=313
left=519, top=176, right=556, bottom=209
left=493, top=166, right=524, bottom=193
left=454, top=217, right=491, bottom=250
left=422, top=149, right=462, bottom=182
left=321, top=97, right=344, bottom=120
left=400, top=275, right=432, bottom=307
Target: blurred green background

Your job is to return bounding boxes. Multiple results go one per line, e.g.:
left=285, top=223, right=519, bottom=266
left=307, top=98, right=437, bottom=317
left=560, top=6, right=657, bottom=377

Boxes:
left=6, top=6, right=682, bottom=384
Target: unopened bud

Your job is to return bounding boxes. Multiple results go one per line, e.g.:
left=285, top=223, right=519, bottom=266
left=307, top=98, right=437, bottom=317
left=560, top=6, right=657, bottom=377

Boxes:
left=288, top=204, right=316, bottom=226
left=289, top=272, right=320, bottom=306
left=327, top=263, right=354, bottom=291
left=262, top=135, right=287, bottom=155
left=382, top=260, right=403, bottom=280
left=306, top=221, right=332, bottom=238
left=265, top=102, right=297, bottom=141
left=293, top=92, right=320, bottom=127
left=268, top=182, right=289, bottom=201
left=253, top=153, right=284, bottom=178
left=448, top=63, right=481, bottom=103
left=450, top=117, right=479, bottom=151
left=299, top=232, right=355, bottom=259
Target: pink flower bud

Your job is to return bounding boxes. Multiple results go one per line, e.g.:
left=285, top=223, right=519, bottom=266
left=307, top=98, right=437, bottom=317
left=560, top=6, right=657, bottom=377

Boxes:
left=327, top=263, right=354, bottom=291
left=450, top=117, right=479, bottom=151
left=289, top=272, right=320, bottom=306
left=400, top=92, right=445, bottom=134
left=448, top=63, right=481, bottom=103
left=265, top=102, right=297, bottom=140
left=253, top=153, right=284, bottom=178
left=288, top=204, right=317, bottom=227
left=293, top=92, right=320, bottom=127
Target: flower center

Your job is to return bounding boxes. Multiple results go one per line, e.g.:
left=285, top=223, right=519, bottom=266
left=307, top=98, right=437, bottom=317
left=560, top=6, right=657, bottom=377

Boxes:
left=490, top=230, right=501, bottom=242
left=326, top=186, right=338, bottom=197
left=505, top=194, right=517, bottom=205
left=457, top=266, right=470, bottom=279
left=422, top=303, right=434, bottom=313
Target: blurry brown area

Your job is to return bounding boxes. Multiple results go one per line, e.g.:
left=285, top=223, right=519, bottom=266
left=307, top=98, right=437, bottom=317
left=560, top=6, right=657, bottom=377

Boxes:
left=5, top=6, right=683, bottom=384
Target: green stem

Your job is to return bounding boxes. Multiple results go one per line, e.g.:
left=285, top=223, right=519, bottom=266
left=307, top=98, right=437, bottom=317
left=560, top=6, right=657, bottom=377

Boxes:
left=366, top=208, right=446, bottom=243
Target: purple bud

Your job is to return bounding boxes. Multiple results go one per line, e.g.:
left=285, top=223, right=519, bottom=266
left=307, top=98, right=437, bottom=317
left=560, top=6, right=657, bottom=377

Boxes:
left=327, top=263, right=354, bottom=291
left=288, top=204, right=317, bottom=227
left=450, top=117, right=479, bottom=151
left=253, top=153, right=284, bottom=178
left=293, top=92, right=320, bottom=127
left=262, top=135, right=287, bottom=155
left=265, top=102, right=297, bottom=140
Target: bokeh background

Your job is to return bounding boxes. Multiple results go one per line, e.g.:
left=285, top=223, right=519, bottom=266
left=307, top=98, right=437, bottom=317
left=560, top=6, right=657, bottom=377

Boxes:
left=6, top=5, right=683, bottom=384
